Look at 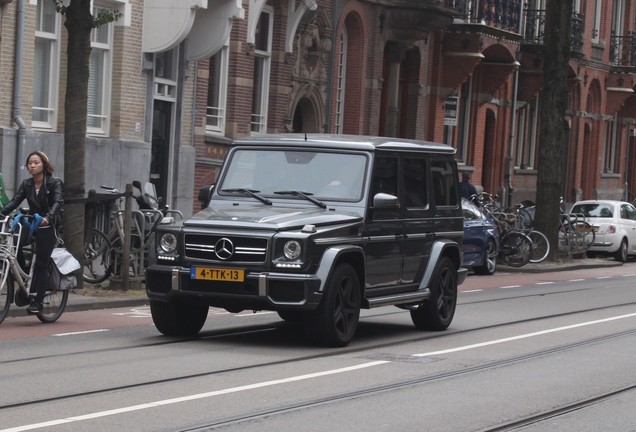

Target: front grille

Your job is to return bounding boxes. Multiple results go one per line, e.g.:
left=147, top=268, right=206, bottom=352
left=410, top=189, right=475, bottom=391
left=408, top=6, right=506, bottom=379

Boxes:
left=184, top=234, right=268, bottom=263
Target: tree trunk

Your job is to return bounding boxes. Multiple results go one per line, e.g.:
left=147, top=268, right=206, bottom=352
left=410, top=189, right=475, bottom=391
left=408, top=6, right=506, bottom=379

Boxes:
left=533, top=0, right=573, bottom=261
left=62, top=0, right=93, bottom=287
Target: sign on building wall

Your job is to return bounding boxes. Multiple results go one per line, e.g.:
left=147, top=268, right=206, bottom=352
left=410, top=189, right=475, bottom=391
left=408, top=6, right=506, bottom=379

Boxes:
left=444, top=96, right=458, bottom=126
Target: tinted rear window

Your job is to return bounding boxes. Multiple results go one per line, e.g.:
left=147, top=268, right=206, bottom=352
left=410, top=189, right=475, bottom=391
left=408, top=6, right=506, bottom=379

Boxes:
left=570, top=203, right=613, bottom=218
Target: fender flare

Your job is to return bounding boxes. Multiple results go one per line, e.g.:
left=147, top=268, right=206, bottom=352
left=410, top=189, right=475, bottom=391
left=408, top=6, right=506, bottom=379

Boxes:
left=315, top=245, right=365, bottom=292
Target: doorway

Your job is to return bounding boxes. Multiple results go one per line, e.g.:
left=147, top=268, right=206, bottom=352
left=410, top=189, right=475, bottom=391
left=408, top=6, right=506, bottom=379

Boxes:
left=151, top=100, right=173, bottom=202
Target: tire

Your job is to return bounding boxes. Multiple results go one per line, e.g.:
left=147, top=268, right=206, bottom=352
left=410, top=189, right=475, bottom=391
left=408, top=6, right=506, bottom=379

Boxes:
left=473, top=239, right=497, bottom=275
left=83, top=229, right=112, bottom=284
left=37, top=284, right=69, bottom=323
left=150, top=298, right=209, bottom=337
left=0, top=261, right=14, bottom=325
left=304, top=263, right=360, bottom=347
left=614, top=239, right=628, bottom=262
left=527, top=230, right=550, bottom=263
left=410, top=257, right=457, bottom=331
left=499, top=232, right=532, bottom=268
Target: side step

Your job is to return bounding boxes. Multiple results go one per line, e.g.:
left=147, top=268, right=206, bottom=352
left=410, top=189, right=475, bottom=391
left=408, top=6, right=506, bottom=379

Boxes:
left=365, top=288, right=431, bottom=309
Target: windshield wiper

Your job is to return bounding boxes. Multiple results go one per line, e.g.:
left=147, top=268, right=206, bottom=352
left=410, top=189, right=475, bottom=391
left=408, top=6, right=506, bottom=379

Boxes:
left=221, top=188, right=272, bottom=205
left=274, top=190, right=327, bottom=209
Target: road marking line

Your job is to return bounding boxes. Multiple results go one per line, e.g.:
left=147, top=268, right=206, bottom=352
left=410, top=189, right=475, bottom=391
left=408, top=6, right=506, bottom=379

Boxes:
left=52, top=329, right=109, bottom=337
left=500, top=285, right=521, bottom=289
left=568, top=279, right=585, bottom=282
left=535, top=282, right=554, bottom=285
left=462, top=289, right=483, bottom=293
left=596, top=276, right=611, bottom=279
left=412, top=312, right=636, bottom=358
left=0, top=361, right=389, bottom=432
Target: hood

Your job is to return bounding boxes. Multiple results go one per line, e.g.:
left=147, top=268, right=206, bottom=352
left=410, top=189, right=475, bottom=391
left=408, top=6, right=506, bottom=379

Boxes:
left=184, top=203, right=363, bottom=231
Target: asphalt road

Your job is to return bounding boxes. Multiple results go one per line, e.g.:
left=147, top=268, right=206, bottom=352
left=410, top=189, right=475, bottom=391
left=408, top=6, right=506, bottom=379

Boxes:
left=1, top=261, right=635, bottom=431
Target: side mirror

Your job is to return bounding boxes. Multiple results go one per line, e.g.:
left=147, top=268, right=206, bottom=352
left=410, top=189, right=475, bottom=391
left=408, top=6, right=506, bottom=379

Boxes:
left=373, top=193, right=399, bottom=209
left=198, top=184, right=215, bottom=208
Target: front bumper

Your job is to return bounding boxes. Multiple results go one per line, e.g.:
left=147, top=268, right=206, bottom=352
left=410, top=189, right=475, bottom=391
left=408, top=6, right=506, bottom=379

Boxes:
left=145, top=265, right=323, bottom=310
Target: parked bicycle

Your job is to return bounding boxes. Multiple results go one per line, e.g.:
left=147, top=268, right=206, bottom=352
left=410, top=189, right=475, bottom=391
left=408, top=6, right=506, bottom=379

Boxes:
left=471, top=192, right=534, bottom=267
left=83, top=181, right=182, bottom=284
left=0, top=213, right=69, bottom=324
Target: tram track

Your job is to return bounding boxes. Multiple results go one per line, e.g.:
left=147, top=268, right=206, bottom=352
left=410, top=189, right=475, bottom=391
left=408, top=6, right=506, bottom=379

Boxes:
left=1, top=301, right=635, bottom=414
left=169, top=328, right=636, bottom=431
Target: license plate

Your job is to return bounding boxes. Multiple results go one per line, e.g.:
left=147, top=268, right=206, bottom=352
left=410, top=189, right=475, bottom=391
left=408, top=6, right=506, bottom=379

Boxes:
left=191, top=267, right=244, bottom=282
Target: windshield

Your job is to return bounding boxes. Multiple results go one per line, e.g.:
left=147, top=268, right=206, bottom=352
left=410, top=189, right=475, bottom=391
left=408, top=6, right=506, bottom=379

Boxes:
left=219, top=149, right=368, bottom=201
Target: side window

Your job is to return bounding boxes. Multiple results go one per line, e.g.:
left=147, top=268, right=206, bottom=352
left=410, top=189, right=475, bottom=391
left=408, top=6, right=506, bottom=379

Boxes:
left=431, top=159, right=459, bottom=207
left=371, top=156, right=398, bottom=197
left=403, top=157, right=428, bottom=208
left=628, top=204, right=636, bottom=220
left=371, top=155, right=399, bottom=220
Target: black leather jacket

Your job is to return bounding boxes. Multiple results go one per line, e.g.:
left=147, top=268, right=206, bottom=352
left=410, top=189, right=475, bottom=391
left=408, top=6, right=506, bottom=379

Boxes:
left=1, top=176, right=64, bottom=228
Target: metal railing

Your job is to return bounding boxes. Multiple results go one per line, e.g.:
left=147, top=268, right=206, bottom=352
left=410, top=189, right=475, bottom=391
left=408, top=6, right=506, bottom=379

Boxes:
left=523, top=9, right=584, bottom=53
left=610, top=32, right=636, bottom=67
left=452, top=0, right=523, bottom=33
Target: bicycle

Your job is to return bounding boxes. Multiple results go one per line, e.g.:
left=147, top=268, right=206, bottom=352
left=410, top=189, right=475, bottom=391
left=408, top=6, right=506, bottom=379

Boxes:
left=0, top=213, right=69, bottom=324
left=83, top=182, right=182, bottom=284
left=471, top=193, right=534, bottom=267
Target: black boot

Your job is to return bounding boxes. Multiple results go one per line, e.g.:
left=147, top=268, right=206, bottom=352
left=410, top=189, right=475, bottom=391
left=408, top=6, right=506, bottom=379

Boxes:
left=26, top=298, right=43, bottom=314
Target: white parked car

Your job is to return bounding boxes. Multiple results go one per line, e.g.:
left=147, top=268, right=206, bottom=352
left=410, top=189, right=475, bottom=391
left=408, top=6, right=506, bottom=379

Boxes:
left=569, top=200, right=636, bottom=262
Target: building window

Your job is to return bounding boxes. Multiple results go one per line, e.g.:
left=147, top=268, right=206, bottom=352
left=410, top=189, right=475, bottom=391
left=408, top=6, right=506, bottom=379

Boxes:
left=515, top=95, right=540, bottom=169
left=87, top=6, right=114, bottom=135
left=334, top=29, right=347, bottom=134
left=603, top=116, right=618, bottom=173
left=32, top=0, right=60, bottom=130
left=592, top=0, right=601, bottom=43
left=250, top=8, right=273, bottom=135
left=206, top=41, right=229, bottom=135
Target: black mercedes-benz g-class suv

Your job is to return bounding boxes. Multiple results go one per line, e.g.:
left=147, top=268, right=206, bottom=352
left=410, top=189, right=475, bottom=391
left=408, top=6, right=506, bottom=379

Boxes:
left=146, top=134, right=467, bottom=346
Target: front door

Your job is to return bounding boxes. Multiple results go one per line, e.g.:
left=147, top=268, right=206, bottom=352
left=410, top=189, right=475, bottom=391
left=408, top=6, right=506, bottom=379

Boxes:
left=151, top=100, right=173, bottom=202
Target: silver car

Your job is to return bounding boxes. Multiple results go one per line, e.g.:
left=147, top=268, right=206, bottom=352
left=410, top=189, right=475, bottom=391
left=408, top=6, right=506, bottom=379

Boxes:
left=570, top=200, right=636, bottom=262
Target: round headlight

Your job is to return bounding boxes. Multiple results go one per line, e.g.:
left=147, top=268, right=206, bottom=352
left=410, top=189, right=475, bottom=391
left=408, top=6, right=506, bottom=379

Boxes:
left=159, top=233, right=177, bottom=253
left=283, top=240, right=301, bottom=260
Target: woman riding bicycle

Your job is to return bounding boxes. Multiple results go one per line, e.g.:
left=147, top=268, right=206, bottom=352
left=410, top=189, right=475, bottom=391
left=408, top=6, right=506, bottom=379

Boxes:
left=0, top=151, right=63, bottom=314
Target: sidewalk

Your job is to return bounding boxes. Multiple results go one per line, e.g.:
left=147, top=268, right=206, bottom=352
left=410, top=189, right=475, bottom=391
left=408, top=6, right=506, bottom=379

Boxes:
left=498, top=256, right=623, bottom=273
left=7, top=257, right=625, bottom=317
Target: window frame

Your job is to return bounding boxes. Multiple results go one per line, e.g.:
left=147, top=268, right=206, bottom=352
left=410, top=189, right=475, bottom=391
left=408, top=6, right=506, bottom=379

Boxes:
left=206, top=40, right=230, bottom=136
left=32, top=0, right=61, bottom=131
left=86, top=4, right=115, bottom=136
left=250, top=7, right=273, bottom=135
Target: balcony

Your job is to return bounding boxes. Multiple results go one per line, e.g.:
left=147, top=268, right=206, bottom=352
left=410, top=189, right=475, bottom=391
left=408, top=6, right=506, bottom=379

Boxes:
left=523, top=9, right=584, bottom=53
left=452, top=0, right=523, bottom=33
left=369, top=0, right=457, bottom=41
left=610, top=32, right=636, bottom=67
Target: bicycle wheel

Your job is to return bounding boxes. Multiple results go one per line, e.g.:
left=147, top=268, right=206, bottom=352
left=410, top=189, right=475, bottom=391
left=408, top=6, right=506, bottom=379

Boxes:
left=499, top=231, right=533, bottom=268
left=83, top=229, right=113, bottom=284
left=575, top=222, right=596, bottom=248
left=0, top=260, right=13, bottom=325
left=527, top=230, right=550, bottom=263
left=37, top=264, right=69, bottom=323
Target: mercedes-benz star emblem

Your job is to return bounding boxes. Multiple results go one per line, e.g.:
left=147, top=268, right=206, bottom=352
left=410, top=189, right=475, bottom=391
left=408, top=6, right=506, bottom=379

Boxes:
left=214, top=238, right=234, bottom=260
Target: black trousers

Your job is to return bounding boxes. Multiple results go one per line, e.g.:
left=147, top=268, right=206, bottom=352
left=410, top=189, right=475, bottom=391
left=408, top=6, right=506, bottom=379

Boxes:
left=18, top=225, right=57, bottom=302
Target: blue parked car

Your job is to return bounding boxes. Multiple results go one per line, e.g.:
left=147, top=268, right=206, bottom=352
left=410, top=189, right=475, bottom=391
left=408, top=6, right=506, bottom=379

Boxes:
left=462, top=199, right=499, bottom=275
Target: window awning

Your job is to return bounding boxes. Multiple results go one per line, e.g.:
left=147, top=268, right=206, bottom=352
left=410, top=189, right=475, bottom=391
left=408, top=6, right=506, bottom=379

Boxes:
left=142, top=0, right=244, bottom=59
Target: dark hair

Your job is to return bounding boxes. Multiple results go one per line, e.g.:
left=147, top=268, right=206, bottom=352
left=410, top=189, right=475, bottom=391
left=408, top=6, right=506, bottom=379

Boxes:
left=26, top=151, right=54, bottom=176
left=462, top=172, right=470, bottom=180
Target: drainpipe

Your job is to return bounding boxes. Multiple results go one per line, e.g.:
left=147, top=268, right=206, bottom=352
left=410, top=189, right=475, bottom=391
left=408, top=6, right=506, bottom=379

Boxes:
left=12, top=0, right=27, bottom=187
left=505, top=62, right=520, bottom=208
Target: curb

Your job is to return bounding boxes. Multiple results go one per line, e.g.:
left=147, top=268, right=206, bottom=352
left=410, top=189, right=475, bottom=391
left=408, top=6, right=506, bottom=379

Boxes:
left=498, top=258, right=623, bottom=273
